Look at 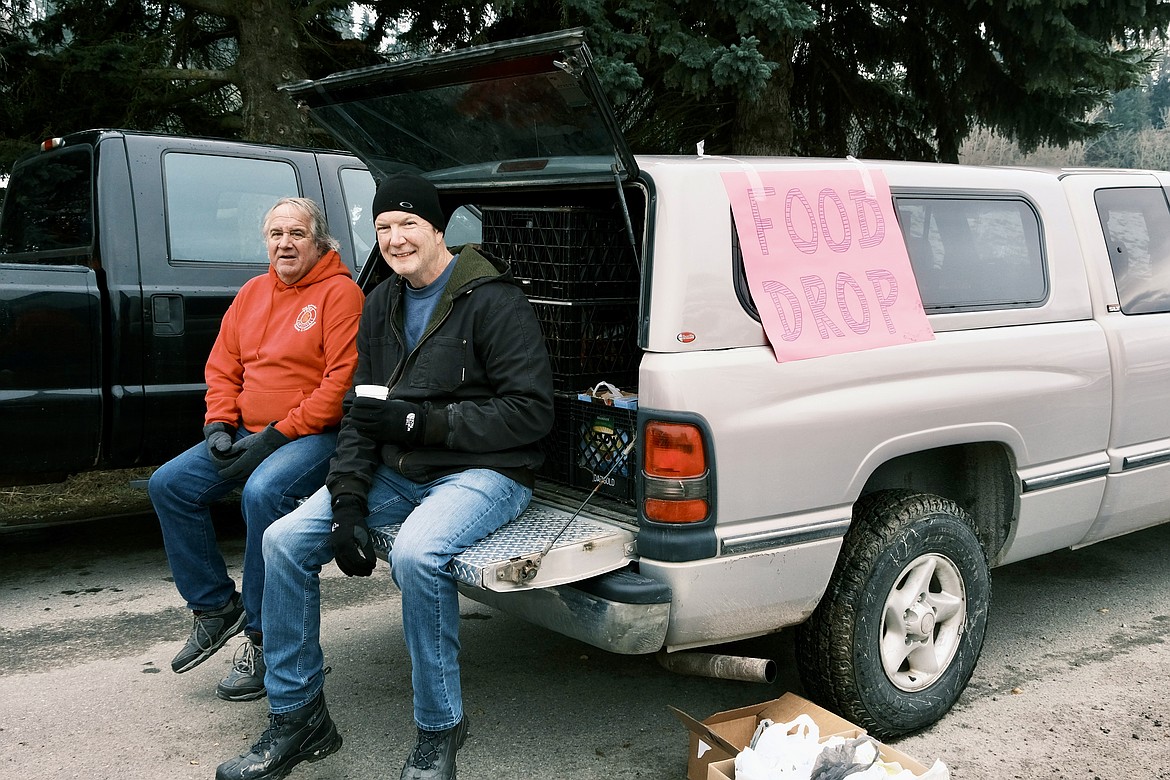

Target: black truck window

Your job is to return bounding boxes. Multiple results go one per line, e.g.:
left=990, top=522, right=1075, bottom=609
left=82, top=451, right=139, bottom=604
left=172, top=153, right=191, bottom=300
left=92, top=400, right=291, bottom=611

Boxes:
left=163, top=152, right=301, bottom=264
left=0, top=147, right=94, bottom=264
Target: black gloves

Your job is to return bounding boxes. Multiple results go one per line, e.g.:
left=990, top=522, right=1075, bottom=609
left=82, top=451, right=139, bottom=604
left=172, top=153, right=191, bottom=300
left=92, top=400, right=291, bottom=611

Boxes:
left=216, top=423, right=291, bottom=481
left=349, top=397, right=428, bottom=445
left=330, top=494, right=376, bottom=577
left=203, top=422, right=236, bottom=463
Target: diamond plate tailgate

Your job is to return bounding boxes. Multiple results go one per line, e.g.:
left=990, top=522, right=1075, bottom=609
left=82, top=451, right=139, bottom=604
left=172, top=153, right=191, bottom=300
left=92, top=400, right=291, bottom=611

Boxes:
left=370, top=501, right=635, bottom=592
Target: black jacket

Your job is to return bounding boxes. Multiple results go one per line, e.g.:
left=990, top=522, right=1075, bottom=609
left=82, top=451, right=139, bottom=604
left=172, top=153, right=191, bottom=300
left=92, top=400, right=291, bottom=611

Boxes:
left=327, top=245, right=554, bottom=500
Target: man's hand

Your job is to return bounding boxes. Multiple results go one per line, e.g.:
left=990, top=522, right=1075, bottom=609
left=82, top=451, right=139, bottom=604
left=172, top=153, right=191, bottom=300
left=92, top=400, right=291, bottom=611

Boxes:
left=203, top=422, right=236, bottom=462
left=348, top=397, right=427, bottom=445
left=216, top=423, right=290, bottom=481
left=330, top=494, right=376, bottom=577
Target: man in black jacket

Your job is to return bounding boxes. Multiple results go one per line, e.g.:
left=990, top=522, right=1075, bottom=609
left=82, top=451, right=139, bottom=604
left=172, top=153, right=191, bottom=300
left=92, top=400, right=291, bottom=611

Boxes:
left=216, top=172, right=554, bottom=780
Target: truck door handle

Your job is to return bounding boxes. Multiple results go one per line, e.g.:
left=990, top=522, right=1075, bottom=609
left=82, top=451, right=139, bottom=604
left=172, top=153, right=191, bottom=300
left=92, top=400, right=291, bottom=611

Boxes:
left=150, top=294, right=185, bottom=336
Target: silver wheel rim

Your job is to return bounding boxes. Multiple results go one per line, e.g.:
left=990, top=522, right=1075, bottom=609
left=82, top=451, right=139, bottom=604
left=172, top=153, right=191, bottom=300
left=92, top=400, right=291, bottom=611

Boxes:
left=879, top=552, right=967, bottom=692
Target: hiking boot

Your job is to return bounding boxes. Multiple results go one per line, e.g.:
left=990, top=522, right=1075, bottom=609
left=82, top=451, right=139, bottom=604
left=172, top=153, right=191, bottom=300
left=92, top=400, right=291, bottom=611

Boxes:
left=215, top=690, right=342, bottom=780
left=171, top=592, right=245, bottom=673
left=400, top=717, right=469, bottom=780
left=217, top=636, right=266, bottom=701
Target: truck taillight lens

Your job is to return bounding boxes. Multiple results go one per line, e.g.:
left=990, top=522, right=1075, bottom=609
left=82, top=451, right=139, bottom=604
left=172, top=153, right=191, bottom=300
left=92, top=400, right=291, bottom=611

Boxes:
left=645, top=421, right=705, bottom=478
left=643, top=421, right=710, bottom=524
left=644, top=497, right=709, bottom=523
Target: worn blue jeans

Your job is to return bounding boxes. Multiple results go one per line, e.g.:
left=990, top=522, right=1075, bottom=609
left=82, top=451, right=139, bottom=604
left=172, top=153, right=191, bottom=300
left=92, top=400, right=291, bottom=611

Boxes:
left=261, top=467, right=531, bottom=729
left=149, top=429, right=338, bottom=636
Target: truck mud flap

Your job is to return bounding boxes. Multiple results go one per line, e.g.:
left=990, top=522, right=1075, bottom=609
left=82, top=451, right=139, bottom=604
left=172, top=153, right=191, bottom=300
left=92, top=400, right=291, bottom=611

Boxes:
left=369, top=500, right=635, bottom=592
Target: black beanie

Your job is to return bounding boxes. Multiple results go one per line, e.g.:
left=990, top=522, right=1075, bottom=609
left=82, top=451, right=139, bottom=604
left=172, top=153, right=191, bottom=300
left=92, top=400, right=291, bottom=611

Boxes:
left=372, top=172, right=446, bottom=232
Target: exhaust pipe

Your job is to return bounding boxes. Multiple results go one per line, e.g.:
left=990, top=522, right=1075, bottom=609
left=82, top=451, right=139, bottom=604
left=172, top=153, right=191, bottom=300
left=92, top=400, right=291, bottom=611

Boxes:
left=657, top=650, right=777, bottom=684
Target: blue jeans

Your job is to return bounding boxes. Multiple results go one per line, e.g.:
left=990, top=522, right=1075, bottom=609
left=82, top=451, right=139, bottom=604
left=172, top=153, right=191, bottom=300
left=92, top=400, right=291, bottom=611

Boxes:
left=149, top=429, right=338, bottom=636
left=261, top=467, right=531, bottom=729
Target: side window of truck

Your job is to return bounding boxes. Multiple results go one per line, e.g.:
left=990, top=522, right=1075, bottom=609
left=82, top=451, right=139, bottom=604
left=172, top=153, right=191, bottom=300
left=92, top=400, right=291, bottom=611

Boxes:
left=1094, top=187, right=1170, bottom=314
left=163, top=153, right=301, bottom=264
left=733, top=195, right=1047, bottom=319
left=892, top=196, right=1047, bottom=310
left=339, top=166, right=376, bottom=268
left=0, top=147, right=93, bottom=263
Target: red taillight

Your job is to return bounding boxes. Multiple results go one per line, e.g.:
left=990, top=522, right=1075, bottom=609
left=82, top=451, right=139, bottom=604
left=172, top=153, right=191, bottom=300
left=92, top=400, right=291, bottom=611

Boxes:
left=644, top=421, right=705, bottom=478
left=642, top=421, right=710, bottom=523
left=40, top=137, right=64, bottom=152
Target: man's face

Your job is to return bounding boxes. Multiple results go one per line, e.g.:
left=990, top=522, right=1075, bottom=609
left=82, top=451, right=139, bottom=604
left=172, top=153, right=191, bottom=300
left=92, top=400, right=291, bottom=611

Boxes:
left=375, top=210, right=448, bottom=288
left=265, top=204, right=322, bottom=285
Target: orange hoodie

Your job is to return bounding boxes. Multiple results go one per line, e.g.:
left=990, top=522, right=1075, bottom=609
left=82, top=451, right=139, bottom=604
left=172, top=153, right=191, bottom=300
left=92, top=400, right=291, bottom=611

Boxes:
left=203, top=250, right=363, bottom=438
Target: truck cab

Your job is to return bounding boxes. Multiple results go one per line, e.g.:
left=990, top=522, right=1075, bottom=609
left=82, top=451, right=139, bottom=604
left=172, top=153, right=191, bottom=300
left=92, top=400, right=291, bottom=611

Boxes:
left=0, top=130, right=374, bottom=484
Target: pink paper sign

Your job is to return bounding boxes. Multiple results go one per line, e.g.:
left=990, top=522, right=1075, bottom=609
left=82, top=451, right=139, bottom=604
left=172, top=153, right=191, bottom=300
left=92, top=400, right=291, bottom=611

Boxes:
left=722, top=168, right=934, bottom=361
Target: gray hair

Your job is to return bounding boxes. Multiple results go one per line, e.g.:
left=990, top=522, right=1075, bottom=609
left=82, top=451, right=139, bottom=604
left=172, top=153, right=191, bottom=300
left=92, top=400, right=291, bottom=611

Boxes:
left=262, top=197, right=341, bottom=254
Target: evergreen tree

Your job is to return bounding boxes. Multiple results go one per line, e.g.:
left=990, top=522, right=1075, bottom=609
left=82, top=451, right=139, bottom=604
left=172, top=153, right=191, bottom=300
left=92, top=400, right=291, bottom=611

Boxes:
left=1144, top=59, right=1170, bottom=128
left=0, top=0, right=388, bottom=168
left=469, top=0, right=1170, bottom=161
left=1, top=1, right=1169, bottom=174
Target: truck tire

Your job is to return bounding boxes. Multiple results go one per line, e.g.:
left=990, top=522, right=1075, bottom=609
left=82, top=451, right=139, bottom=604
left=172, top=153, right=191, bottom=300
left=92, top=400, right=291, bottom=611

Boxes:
left=795, top=489, right=991, bottom=739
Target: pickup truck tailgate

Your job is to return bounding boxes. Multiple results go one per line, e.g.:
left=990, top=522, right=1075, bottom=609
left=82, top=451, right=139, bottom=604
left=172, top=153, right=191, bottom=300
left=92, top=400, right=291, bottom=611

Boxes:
left=369, top=499, right=636, bottom=591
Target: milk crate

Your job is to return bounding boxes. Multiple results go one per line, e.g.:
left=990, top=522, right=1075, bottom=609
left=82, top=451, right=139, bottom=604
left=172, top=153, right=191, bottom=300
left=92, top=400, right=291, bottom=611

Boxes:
left=535, top=394, right=575, bottom=485
left=570, top=398, right=637, bottom=504
left=529, top=298, right=640, bottom=391
left=535, top=395, right=638, bottom=505
left=482, top=206, right=640, bottom=300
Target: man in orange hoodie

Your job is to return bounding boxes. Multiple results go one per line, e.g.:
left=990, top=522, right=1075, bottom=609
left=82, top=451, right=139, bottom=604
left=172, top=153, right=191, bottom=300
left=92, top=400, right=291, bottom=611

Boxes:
left=149, top=197, right=363, bottom=702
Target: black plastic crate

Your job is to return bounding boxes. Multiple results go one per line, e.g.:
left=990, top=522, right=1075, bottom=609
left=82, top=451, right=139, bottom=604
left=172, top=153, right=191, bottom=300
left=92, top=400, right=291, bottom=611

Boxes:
left=536, top=395, right=638, bottom=505
left=530, top=298, right=640, bottom=391
left=570, top=399, right=637, bottom=503
left=535, top=397, right=634, bottom=502
left=535, top=394, right=575, bottom=485
left=482, top=206, right=640, bottom=300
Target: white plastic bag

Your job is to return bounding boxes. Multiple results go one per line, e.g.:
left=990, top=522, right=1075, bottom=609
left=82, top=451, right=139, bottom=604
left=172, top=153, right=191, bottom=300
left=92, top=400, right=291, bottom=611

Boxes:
left=733, top=712, right=951, bottom=780
left=735, top=714, right=827, bottom=780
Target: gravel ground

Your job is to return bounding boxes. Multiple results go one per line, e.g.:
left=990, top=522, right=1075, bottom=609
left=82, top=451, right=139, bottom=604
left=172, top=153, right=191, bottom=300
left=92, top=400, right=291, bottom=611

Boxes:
left=2, top=491, right=1169, bottom=779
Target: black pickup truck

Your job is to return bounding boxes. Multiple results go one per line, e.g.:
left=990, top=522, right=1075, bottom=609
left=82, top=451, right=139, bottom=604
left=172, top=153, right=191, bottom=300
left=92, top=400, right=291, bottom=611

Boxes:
left=0, top=129, right=375, bottom=486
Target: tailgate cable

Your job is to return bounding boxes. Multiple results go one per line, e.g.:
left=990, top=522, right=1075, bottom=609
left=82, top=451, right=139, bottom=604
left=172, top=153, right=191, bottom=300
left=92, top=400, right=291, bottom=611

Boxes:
left=500, top=436, right=637, bottom=585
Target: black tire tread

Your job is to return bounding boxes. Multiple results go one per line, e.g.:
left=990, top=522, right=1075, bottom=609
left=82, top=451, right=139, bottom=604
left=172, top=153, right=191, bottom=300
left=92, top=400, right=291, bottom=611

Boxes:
left=794, top=489, right=991, bottom=738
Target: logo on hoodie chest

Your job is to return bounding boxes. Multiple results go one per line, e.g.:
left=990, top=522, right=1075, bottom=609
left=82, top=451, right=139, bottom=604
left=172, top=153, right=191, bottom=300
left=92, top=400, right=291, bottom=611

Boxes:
left=294, top=304, right=319, bottom=332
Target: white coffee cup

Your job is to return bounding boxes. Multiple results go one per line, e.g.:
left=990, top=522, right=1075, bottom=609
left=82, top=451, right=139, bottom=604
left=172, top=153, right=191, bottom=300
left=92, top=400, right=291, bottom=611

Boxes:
left=355, top=384, right=389, bottom=400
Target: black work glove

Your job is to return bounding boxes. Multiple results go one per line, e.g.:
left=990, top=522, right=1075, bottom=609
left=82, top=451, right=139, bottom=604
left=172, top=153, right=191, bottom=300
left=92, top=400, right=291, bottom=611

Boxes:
left=330, top=494, right=376, bottom=577
left=216, top=423, right=290, bottom=481
left=203, top=422, right=236, bottom=463
left=348, top=397, right=427, bottom=445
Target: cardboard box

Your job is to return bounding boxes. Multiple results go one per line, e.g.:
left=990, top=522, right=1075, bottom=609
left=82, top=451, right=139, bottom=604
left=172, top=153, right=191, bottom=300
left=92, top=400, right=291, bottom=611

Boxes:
left=671, top=693, right=930, bottom=780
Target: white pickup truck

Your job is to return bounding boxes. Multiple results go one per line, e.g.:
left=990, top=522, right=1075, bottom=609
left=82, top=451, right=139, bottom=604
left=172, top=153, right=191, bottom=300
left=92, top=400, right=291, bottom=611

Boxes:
left=283, top=29, right=1170, bottom=738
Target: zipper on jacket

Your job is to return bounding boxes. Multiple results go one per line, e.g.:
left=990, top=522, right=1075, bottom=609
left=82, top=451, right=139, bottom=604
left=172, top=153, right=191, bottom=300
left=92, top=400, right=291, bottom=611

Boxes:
left=386, top=286, right=467, bottom=396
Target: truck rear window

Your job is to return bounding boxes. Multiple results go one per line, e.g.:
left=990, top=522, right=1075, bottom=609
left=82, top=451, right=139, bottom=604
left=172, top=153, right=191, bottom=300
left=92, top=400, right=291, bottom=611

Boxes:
left=0, top=147, right=94, bottom=262
left=164, top=152, right=301, bottom=264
